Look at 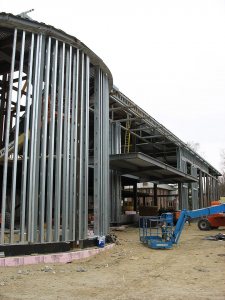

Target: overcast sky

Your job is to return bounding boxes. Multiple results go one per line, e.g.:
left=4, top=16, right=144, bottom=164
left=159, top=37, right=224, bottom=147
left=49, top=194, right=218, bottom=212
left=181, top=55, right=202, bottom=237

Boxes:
left=1, top=0, right=225, bottom=171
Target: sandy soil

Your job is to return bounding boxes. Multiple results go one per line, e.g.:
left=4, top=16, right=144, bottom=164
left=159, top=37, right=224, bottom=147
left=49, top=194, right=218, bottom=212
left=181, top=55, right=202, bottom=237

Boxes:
left=0, top=224, right=225, bottom=300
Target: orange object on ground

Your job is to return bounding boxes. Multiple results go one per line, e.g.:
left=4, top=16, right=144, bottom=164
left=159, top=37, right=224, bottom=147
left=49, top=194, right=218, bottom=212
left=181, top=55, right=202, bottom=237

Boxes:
left=174, top=211, right=181, bottom=222
left=198, top=201, right=225, bottom=230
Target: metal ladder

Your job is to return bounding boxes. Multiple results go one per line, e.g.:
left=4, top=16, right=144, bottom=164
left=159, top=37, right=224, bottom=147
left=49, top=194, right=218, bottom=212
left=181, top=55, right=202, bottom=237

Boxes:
left=124, top=119, right=131, bottom=153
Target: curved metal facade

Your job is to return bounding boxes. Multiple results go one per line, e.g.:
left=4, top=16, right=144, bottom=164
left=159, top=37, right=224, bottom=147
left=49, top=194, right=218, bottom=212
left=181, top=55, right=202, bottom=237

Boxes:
left=0, top=14, right=110, bottom=245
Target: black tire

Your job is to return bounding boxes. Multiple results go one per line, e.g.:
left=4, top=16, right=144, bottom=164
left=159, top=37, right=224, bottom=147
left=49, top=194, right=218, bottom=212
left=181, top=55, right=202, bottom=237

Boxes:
left=198, top=219, right=211, bottom=231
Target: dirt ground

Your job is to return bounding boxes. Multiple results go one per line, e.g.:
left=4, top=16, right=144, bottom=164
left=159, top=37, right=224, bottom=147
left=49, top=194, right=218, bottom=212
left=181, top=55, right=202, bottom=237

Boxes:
left=0, top=224, right=225, bottom=300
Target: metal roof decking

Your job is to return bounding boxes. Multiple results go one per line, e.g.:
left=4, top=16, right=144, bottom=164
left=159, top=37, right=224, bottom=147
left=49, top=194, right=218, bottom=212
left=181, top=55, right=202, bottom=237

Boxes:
left=110, top=152, right=198, bottom=184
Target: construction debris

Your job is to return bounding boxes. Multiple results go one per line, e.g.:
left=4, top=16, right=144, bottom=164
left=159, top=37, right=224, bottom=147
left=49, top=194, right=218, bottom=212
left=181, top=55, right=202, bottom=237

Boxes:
left=41, top=266, right=54, bottom=273
left=76, top=266, right=87, bottom=272
left=204, top=233, right=225, bottom=241
left=110, top=226, right=127, bottom=232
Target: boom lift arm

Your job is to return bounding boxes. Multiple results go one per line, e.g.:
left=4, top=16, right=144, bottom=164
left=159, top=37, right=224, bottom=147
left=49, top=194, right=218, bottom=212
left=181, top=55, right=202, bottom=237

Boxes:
left=173, top=204, right=225, bottom=244
left=139, top=204, right=225, bottom=249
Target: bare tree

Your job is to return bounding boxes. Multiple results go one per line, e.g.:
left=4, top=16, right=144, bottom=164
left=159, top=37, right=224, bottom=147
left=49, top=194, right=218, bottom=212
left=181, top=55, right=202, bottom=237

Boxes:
left=220, top=149, right=225, bottom=168
left=187, top=141, right=200, bottom=152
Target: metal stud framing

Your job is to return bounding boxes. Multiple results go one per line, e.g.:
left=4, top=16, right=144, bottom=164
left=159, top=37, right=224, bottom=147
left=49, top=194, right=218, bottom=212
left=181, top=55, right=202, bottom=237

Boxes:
left=69, top=49, right=79, bottom=241
left=1, top=29, right=17, bottom=244
left=176, top=148, right=220, bottom=210
left=78, top=53, right=90, bottom=240
left=94, top=67, right=109, bottom=236
left=0, top=24, right=97, bottom=246
left=0, top=14, right=221, bottom=248
left=109, top=122, right=122, bottom=224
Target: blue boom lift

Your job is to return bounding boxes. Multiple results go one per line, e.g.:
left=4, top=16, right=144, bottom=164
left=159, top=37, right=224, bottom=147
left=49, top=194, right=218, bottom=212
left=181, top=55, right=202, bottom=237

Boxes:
left=139, top=204, right=225, bottom=249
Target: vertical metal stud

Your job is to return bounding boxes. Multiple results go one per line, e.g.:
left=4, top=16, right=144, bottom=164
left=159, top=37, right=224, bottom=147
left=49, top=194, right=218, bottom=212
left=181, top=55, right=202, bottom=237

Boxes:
left=203, top=173, right=206, bottom=207
left=102, top=72, right=109, bottom=234
left=207, top=175, right=209, bottom=206
left=79, top=53, right=89, bottom=240
left=109, top=122, right=122, bottom=224
left=54, top=42, right=65, bottom=242
left=78, top=52, right=84, bottom=240
left=10, top=30, right=26, bottom=243
left=39, top=37, right=51, bottom=242
left=94, top=68, right=109, bottom=236
left=69, top=50, right=79, bottom=241
left=1, top=29, right=17, bottom=244
left=34, top=35, right=46, bottom=242
left=198, top=170, right=203, bottom=208
left=0, top=74, right=7, bottom=147
left=46, top=39, right=58, bottom=242
left=62, top=46, right=72, bottom=241
left=20, top=33, right=34, bottom=242
left=27, top=34, right=40, bottom=242
left=100, top=71, right=103, bottom=234
left=94, top=67, right=101, bottom=236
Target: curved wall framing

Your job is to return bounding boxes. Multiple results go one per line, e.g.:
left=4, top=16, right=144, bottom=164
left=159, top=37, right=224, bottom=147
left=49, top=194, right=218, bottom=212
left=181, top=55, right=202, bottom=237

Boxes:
left=0, top=15, right=110, bottom=245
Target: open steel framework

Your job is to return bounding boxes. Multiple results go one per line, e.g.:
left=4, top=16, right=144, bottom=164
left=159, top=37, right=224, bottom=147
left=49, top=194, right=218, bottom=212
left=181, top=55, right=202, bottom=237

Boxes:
left=0, top=13, right=221, bottom=246
left=109, top=90, right=220, bottom=223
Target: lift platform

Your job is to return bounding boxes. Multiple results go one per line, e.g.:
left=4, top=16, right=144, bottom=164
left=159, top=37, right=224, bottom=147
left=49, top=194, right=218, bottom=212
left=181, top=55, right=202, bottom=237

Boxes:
left=139, top=203, right=225, bottom=249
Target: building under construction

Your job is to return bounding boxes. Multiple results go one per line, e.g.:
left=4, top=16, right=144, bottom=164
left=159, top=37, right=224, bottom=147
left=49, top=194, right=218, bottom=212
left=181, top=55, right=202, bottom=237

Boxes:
left=0, top=13, right=221, bottom=249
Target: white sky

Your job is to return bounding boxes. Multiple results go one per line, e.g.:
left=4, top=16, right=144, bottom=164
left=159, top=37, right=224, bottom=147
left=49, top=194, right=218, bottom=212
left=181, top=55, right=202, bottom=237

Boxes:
left=1, top=0, right=225, bottom=171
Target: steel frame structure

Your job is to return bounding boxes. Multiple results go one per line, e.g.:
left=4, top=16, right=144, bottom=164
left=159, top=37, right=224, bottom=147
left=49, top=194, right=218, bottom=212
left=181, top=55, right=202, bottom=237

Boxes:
left=0, top=13, right=110, bottom=245
left=0, top=13, right=221, bottom=246
left=109, top=90, right=220, bottom=223
left=110, top=89, right=218, bottom=173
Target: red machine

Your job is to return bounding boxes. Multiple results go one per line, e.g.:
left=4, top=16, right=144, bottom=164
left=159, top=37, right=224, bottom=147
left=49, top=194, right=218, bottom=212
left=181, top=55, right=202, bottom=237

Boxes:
left=198, top=201, right=225, bottom=230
